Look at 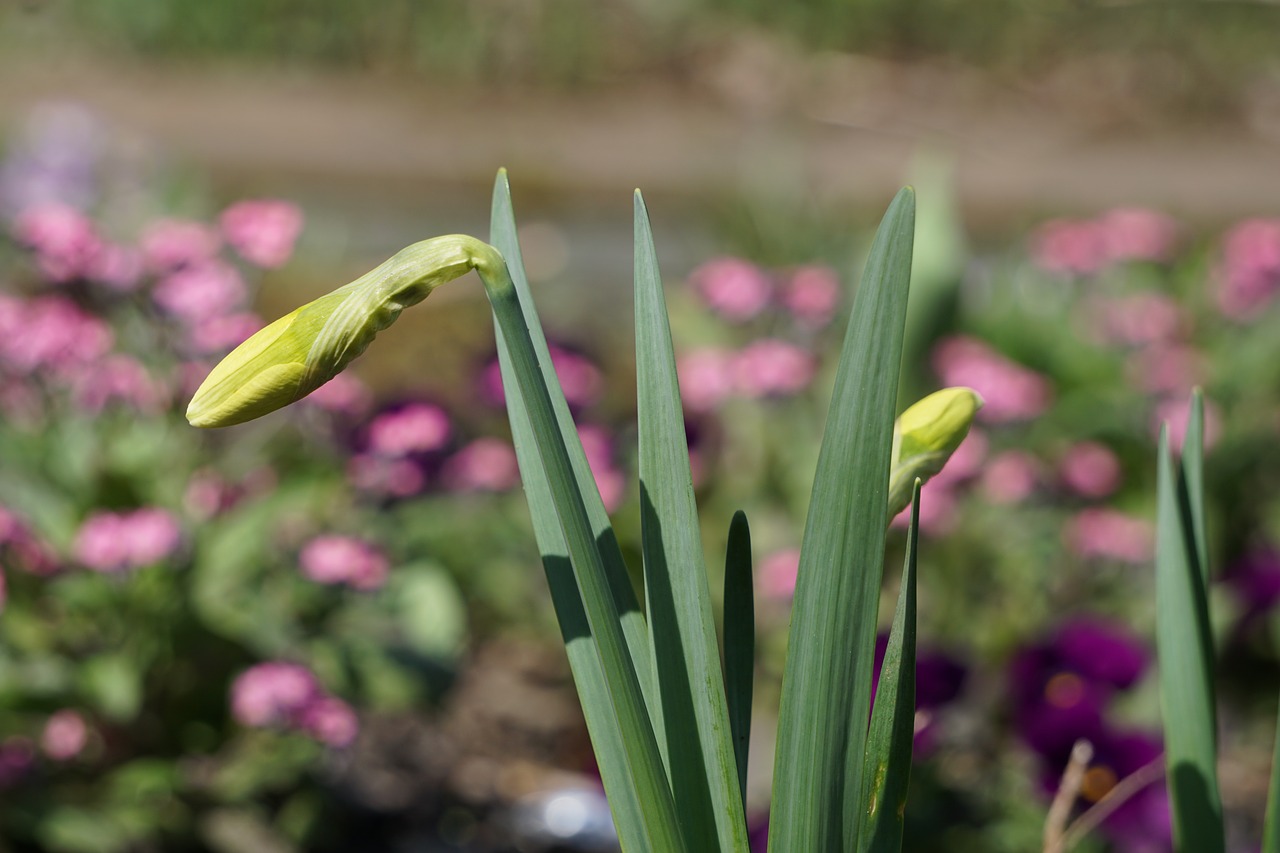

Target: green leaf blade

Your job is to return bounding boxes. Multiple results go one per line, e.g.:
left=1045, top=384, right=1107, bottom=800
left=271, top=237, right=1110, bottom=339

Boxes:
left=723, top=510, right=755, bottom=816
left=1155, top=425, right=1224, bottom=853
left=768, top=187, right=917, bottom=852
left=489, top=172, right=677, bottom=851
left=1181, top=388, right=1208, bottom=586
left=1264, top=697, right=1280, bottom=853
left=863, top=481, right=920, bottom=853
left=634, top=191, right=750, bottom=852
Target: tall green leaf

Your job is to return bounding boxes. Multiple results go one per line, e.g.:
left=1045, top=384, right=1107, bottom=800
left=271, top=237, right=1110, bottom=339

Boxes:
left=1264, top=696, right=1280, bottom=853
left=723, top=510, right=755, bottom=815
left=1155, top=425, right=1224, bottom=853
left=768, top=187, right=917, bottom=852
left=863, top=480, right=921, bottom=853
left=1181, top=389, right=1208, bottom=587
left=489, top=172, right=678, bottom=851
left=634, top=191, right=749, bottom=852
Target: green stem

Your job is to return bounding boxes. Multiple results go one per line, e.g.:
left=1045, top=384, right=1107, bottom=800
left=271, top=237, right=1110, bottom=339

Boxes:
left=471, top=245, right=687, bottom=852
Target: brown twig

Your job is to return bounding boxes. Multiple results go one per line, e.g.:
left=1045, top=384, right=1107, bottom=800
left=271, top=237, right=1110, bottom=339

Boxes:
left=1044, top=739, right=1094, bottom=853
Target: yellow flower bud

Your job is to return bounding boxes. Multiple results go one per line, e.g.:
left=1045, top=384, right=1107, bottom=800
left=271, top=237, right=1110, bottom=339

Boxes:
left=187, top=235, right=490, bottom=428
left=887, top=387, right=983, bottom=518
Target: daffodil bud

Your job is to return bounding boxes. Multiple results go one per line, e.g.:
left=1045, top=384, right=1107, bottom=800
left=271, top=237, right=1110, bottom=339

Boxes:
left=188, top=235, right=500, bottom=428
left=887, top=387, right=982, bottom=518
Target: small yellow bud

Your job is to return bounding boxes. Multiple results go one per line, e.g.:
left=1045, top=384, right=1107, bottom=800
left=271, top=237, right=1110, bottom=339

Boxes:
left=187, top=235, right=490, bottom=428
left=887, top=387, right=983, bottom=518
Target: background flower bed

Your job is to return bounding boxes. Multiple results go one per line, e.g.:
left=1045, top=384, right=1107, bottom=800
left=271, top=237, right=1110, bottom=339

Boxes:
left=2, top=103, right=1280, bottom=852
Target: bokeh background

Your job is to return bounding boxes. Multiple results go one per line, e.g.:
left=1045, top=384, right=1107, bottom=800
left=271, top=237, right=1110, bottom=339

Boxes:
left=3, top=2, right=1280, bottom=851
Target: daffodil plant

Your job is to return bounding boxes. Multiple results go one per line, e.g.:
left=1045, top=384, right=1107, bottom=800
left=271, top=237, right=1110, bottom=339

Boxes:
left=189, top=172, right=982, bottom=852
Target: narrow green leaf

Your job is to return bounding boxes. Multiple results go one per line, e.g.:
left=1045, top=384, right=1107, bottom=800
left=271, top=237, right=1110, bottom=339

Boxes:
left=768, top=187, right=917, bottom=852
left=1155, top=425, right=1224, bottom=853
left=635, top=191, right=750, bottom=852
left=1264, top=696, right=1280, bottom=853
left=723, top=510, right=755, bottom=815
left=489, top=172, right=678, bottom=851
left=1181, top=388, right=1208, bottom=587
left=863, top=480, right=920, bottom=853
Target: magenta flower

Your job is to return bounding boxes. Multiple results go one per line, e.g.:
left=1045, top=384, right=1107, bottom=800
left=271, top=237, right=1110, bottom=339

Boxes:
left=299, top=535, right=389, bottom=590
left=299, top=696, right=359, bottom=747
left=781, top=265, right=840, bottom=327
left=219, top=199, right=303, bottom=268
left=1063, top=509, right=1154, bottom=564
left=1031, top=218, right=1108, bottom=277
left=73, top=508, right=181, bottom=572
left=442, top=438, right=521, bottom=492
left=733, top=339, right=815, bottom=398
left=41, top=710, right=88, bottom=761
left=981, top=450, right=1040, bottom=504
left=1059, top=441, right=1122, bottom=499
left=690, top=257, right=773, bottom=321
left=1098, top=207, right=1178, bottom=264
left=1217, top=218, right=1280, bottom=320
left=12, top=201, right=102, bottom=283
left=230, top=662, right=321, bottom=728
left=1223, top=548, right=1280, bottom=623
left=139, top=218, right=221, bottom=273
left=932, top=336, right=1051, bottom=423
left=677, top=347, right=736, bottom=413
left=152, top=260, right=247, bottom=322
left=365, top=402, right=451, bottom=457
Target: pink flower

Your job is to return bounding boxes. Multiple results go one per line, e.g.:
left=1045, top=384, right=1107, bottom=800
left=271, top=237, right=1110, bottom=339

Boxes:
left=690, top=257, right=773, bottom=321
left=1088, top=292, right=1184, bottom=347
left=230, top=662, right=321, bottom=728
left=86, top=242, right=143, bottom=291
left=981, top=451, right=1040, bottom=504
left=1098, top=208, right=1178, bottom=264
left=1152, top=397, right=1221, bottom=453
left=299, top=696, right=358, bottom=747
left=41, top=710, right=88, bottom=761
left=1125, top=344, right=1205, bottom=396
left=1031, top=219, right=1107, bottom=277
left=73, top=508, right=181, bottom=572
left=891, top=481, right=959, bottom=536
left=0, top=296, right=112, bottom=377
left=479, top=344, right=602, bottom=409
left=299, top=535, right=389, bottom=590
left=139, top=218, right=221, bottom=273
left=0, top=505, right=60, bottom=575
left=220, top=199, right=303, bottom=268
left=12, top=202, right=102, bottom=283
left=152, top=260, right=247, bottom=322
left=759, top=548, right=801, bottom=600
left=188, top=312, right=264, bottom=354
left=733, top=339, right=815, bottom=398
left=69, top=354, right=168, bottom=414
left=1217, top=219, right=1280, bottom=321
left=932, top=337, right=1051, bottom=423
left=443, top=438, right=521, bottom=492
left=1059, top=442, right=1122, bottom=499
left=782, top=265, right=840, bottom=327
left=677, top=348, right=736, bottom=413
left=1064, top=509, right=1154, bottom=564
left=366, top=403, right=451, bottom=456
left=347, top=453, right=426, bottom=498
left=930, top=429, right=988, bottom=489
left=303, top=371, right=371, bottom=418
left=578, top=425, right=626, bottom=512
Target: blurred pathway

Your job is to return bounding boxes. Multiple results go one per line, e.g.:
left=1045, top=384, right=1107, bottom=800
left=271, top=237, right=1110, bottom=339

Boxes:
left=2, top=58, right=1279, bottom=225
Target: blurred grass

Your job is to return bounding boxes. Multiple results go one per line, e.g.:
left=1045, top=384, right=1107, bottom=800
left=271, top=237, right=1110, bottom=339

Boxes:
left=4, top=0, right=1280, bottom=114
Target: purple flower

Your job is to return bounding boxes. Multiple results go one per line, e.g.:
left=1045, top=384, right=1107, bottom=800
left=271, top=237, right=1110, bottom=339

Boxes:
left=230, top=662, right=321, bottom=728
left=1058, top=441, right=1122, bottom=499
left=933, top=336, right=1051, bottom=423
left=732, top=339, right=815, bottom=398
left=219, top=199, right=303, bottom=268
left=152, top=260, right=247, bottom=322
left=442, top=438, right=521, bottom=492
left=871, top=633, right=968, bottom=756
left=0, top=737, right=35, bottom=789
left=299, top=535, right=389, bottom=591
left=690, top=257, right=773, bottom=321
left=1223, top=548, right=1280, bottom=621
left=365, top=402, right=452, bottom=457
left=73, top=508, right=182, bottom=573
left=41, top=710, right=88, bottom=761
